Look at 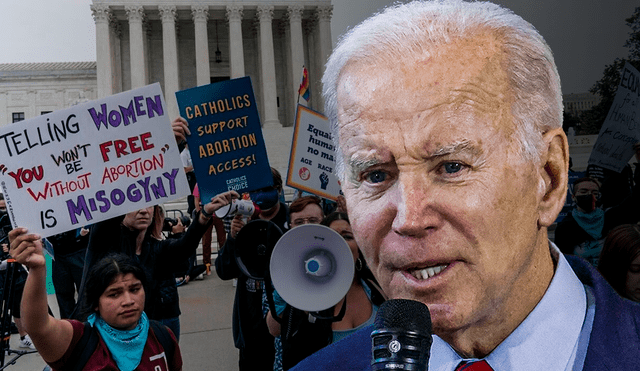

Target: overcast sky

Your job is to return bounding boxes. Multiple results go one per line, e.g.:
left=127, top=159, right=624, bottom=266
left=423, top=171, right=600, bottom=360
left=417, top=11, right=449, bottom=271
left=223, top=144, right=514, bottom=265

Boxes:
left=0, top=0, right=636, bottom=94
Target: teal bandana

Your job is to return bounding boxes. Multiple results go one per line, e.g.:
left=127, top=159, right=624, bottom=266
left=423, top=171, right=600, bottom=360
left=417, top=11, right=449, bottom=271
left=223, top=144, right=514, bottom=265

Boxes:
left=572, top=208, right=605, bottom=240
left=87, top=312, right=150, bottom=371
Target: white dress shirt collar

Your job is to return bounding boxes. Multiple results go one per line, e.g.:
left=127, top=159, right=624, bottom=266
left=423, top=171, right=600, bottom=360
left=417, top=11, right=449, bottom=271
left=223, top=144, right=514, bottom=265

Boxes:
left=429, top=242, right=587, bottom=371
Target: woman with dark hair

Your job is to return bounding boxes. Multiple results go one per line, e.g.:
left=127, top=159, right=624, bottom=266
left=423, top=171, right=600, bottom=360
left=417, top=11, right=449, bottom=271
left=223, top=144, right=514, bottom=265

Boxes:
left=79, top=191, right=239, bottom=340
left=267, top=211, right=385, bottom=370
left=8, top=230, right=182, bottom=370
left=598, top=224, right=640, bottom=302
left=318, top=212, right=385, bottom=340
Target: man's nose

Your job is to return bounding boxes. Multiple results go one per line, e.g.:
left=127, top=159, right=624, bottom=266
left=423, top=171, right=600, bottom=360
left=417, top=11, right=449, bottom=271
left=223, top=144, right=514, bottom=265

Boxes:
left=391, top=173, right=440, bottom=237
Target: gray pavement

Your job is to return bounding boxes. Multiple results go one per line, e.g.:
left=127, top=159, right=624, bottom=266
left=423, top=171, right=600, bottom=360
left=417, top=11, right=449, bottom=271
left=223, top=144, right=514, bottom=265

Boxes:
left=10, top=269, right=239, bottom=371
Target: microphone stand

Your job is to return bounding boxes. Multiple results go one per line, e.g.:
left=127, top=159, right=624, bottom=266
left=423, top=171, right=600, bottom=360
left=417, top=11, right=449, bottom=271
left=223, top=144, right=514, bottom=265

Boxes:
left=0, top=259, right=37, bottom=369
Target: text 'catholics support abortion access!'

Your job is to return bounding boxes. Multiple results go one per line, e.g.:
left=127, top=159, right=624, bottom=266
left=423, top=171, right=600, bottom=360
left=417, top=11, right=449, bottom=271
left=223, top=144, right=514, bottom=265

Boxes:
left=0, top=83, right=190, bottom=238
left=175, top=77, right=273, bottom=204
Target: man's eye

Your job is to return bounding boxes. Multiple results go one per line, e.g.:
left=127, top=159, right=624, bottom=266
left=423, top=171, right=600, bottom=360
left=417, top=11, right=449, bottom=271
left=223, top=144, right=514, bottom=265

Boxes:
left=443, top=162, right=463, bottom=174
left=365, top=170, right=387, bottom=184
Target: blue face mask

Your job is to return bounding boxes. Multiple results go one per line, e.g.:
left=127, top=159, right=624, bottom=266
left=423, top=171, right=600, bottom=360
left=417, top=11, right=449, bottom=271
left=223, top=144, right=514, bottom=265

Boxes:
left=250, top=188, right=280, bottom=210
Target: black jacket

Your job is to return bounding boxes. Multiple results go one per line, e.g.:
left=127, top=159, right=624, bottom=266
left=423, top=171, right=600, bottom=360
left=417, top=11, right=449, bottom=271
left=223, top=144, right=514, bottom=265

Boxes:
left=79, top=211, right=211, bottom=320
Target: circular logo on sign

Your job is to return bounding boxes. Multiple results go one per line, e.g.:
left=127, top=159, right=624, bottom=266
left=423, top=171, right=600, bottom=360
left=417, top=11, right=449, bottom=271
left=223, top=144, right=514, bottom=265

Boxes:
left=388, top=340, right=401, bottom=353
left=299, top=167, right=311, bottom=181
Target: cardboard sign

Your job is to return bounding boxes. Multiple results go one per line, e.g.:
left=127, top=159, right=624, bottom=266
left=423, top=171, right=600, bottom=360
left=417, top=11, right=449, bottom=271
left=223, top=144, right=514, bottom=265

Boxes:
left=0, top=83, right=190, bottom=237
left=286, top=105, right=341, bottom=200
left=588, top=62, right=640, bottom=172
left=175, top=77, right=273, bottom=204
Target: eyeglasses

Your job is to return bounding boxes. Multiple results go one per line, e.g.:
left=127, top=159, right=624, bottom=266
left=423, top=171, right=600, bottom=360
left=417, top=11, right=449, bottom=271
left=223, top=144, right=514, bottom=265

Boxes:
left=291, top=217, right=322, bottom=226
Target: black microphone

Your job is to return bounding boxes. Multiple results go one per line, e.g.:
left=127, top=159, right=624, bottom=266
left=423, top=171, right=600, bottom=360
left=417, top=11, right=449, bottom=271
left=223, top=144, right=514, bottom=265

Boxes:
left=371, top=299, right=432, bottom=370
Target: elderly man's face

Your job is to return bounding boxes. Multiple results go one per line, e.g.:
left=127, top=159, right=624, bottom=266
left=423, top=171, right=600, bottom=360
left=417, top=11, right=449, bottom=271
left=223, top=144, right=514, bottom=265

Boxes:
left=336, top=33, right=559, bottom=346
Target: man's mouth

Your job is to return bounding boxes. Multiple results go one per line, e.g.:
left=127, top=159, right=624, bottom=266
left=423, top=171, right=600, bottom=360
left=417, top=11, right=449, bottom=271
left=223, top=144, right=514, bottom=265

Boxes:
left=409, top=264, right=449, bottom=280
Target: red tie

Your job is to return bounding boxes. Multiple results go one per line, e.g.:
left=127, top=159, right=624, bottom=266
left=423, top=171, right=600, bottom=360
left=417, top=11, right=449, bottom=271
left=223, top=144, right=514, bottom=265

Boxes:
left=455, top=360, right=494, bottom=371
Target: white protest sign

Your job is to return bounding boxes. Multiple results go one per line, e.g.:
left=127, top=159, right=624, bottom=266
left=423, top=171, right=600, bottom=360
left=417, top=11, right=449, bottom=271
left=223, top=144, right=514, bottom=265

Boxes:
left=588, top=62, right=640, bottom=172
left=286, top=105, right=341, bottom=200
left=0, top=83, right=190, bottom=237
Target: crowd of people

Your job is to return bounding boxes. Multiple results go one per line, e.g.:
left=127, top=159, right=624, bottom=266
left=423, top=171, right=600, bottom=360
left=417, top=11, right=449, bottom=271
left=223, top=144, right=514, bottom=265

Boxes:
left=2, top=0, right=640, bottom=370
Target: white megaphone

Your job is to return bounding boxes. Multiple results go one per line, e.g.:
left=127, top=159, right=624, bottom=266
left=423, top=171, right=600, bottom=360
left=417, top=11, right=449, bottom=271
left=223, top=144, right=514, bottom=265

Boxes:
left=269, top=224, right=355, bottom=312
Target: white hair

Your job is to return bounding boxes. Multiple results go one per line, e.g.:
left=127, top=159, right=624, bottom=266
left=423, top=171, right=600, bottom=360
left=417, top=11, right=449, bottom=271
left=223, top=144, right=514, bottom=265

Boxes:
left=322, top=0, right=563, bottom=179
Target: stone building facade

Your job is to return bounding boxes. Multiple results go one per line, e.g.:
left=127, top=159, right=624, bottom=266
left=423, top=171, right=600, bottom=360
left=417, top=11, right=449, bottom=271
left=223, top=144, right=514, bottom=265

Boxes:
left=0, top=62, right=97, bottom=127
left=90, top=0, right=333, bottom=129
left=563, top=92, right=601, bottom=117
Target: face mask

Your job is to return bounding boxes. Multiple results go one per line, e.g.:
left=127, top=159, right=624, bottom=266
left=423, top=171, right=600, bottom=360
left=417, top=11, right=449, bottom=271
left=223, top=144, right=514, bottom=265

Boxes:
left=250, top=188, right=279, bottom=210
left=575, top=194, right=598, bottom=213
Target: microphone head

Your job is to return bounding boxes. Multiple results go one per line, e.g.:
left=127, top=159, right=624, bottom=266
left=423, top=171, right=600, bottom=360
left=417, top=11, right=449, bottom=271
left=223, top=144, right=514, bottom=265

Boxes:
left=371, top=299, right=432, bottom=371
left=374, top=299, right=432, bottom=333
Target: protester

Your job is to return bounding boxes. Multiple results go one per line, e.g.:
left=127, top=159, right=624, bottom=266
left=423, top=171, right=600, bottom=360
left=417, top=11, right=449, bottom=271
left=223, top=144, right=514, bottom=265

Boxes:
left=47, top=227, right=89, bottom=319
left=288, top=195, right=324, bottom=228
left=554, top=177, right=609, bottom=266
left=167, top=215, right=206, bottom=285
left=266, top=195, right=325, bottom=370
left=194, top=183, right=225, bottom=275
left=8, top=231, right=182, bottom=370
left=0, top=243, right=33, bottom=350
left=291, top=1, right=640, bottom=370
left=0, top=193, right=35, bottom=350
left=80, top=191, right=238, bottom=341
left=180, top=143, right=197, bottom=216
left=215, top=167, right=288, bottom=371
left=268, top=211, right=384, bottom=370
left=603, top=142, right=640, bottom=228
left=598, top=224, right=640, bottom=302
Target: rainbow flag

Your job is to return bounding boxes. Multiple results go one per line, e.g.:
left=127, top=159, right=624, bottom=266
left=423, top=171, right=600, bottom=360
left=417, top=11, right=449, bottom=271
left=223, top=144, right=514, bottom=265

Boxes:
left=298, top=66, right=310, bottom=102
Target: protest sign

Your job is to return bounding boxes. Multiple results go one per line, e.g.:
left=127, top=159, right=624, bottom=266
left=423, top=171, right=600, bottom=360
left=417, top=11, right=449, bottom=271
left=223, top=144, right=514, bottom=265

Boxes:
left=286, top=105, right=341, bottom=201
left=0, top=83, right=190, bottom=237
left=175, top=77, right=273, bottom=204
left=588, top=62, right=640, bottom=172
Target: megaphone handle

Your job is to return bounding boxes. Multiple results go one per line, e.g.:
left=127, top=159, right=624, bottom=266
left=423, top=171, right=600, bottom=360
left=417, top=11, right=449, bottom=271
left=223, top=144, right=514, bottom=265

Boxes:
left=309, top=297, right=348, bottom=322
left=264, top=269, right=282, bottom=324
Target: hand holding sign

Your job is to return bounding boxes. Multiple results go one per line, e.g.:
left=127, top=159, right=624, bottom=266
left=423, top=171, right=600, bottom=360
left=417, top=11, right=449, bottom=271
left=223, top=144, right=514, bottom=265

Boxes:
left=172, top=116, right=191, bottom=144
left=8, top=228, right=46, bottom=269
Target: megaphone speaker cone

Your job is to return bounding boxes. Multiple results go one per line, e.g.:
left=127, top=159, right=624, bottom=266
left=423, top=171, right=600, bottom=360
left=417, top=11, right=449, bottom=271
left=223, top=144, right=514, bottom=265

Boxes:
left=270, top=224, right=355, bottom=312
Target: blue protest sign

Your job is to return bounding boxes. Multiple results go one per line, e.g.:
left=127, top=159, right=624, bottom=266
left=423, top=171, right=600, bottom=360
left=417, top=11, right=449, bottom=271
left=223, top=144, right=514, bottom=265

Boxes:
left=175, top=77, right=273, bottom=203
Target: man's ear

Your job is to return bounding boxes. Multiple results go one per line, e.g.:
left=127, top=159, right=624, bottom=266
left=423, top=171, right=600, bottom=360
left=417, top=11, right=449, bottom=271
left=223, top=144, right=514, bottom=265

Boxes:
left=538, top=127, right=569, bottom=228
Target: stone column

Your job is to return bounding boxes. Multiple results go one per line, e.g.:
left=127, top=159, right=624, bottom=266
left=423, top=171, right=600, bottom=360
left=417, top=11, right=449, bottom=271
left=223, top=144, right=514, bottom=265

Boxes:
left=226, top=5, right=245, bottom=79
left=110, top=19, right=123, bottom=93
left=288, top=5, right=305, bottom=109
left=159, top=5, right=180, bottom=120
left=27, top=90, right=37, bottom=119
left=0, top=92, right=7, bottom=127
left=192, top=5, right=210, bottom=86
left=257, top=5, right=280, bottom=127
left=126, top=5, right=147, bottom=89
left=91, top=4, right=113, bottom=98
left=316, top=5, right=333, bottom=111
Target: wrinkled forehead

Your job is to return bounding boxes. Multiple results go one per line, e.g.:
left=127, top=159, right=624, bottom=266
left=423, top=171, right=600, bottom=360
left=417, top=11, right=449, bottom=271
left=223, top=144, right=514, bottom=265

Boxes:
left=336, top=31, right=513, bottom=131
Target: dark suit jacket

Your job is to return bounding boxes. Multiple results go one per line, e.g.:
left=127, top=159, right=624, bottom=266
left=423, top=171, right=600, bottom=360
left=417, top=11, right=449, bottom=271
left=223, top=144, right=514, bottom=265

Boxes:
left=291, top=255, right=640, bottom=370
